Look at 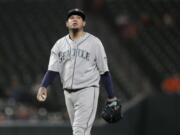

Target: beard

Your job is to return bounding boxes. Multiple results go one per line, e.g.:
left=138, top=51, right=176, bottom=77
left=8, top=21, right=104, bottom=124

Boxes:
left=69, top=27, right=83, bottom=34
left=71, top=28, right=79, bottom=33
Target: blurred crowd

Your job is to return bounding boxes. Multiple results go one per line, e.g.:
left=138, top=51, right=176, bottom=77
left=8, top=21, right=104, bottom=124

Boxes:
left=115, top=12, right=175, bottom=41
left=0, top=75, right=70, bottom=125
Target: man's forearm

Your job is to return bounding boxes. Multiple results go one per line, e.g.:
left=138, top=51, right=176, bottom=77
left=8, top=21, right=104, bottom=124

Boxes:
left=100, top=71, right=115, bottom=98
left=41, top=70, right=59, bottom=88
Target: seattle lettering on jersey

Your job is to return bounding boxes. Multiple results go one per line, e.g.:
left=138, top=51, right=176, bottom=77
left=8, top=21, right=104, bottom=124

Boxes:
left=58, top=48, right=90, bottom=63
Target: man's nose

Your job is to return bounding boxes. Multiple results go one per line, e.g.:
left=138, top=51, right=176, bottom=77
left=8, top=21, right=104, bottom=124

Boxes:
left=72, top=19, right=78, bottom=23
left=72, top=18, right=78, bottom=21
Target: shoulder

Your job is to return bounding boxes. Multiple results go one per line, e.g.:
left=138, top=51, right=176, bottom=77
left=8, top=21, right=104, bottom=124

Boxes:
left=51, top=35, right=67, bottom=51
left=87, top=33, right=103, bottom=45
left=54, top=35, right=67, bottom=47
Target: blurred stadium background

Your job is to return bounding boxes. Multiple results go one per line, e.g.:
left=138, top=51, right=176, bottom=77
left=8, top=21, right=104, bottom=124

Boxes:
left=0, top=0, right=180, bottom=135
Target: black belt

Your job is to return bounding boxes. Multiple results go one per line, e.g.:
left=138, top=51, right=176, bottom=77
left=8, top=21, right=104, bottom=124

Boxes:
left=64, top=88, right=83, bottom=93
left=64, top=86, right=97, bottom=93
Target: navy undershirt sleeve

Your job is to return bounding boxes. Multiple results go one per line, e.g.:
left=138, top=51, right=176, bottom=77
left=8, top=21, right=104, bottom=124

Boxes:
left=100, top=71, right=115, bottom=98
left=41, top=70, right=59, bottom=88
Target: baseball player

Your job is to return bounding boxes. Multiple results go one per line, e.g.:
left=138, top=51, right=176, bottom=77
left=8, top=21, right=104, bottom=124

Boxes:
left=37, top=8, right=118, bottom=135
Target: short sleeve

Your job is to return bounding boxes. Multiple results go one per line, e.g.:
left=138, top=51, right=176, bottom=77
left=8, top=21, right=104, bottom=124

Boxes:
left=95, top=38, right=109, bottom=74
left=48, top=42, right=60, bottom=72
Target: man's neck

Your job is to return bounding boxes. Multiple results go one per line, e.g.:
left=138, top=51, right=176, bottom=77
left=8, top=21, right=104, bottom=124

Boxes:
left=69, top=30, right=85, bottom=41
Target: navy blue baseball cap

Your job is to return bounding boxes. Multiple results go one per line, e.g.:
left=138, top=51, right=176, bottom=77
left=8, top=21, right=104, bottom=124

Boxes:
left=67, top=8, right=86, bottom=21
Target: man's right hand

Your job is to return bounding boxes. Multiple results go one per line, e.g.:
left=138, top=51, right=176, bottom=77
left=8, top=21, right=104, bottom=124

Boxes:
left=37, top=87, right=47, bottom=102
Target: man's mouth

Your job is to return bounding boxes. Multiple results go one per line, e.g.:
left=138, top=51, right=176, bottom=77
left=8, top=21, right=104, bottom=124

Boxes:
left=72, top=23, right=77, bottom=25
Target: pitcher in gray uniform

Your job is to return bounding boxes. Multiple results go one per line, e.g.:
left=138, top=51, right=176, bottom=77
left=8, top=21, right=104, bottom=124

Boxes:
left=37, top=8, right=118, bottom=135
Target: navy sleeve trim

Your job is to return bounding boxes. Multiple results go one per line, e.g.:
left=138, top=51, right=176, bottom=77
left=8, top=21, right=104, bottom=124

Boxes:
left=41, top=70, right=59, bottom=88
left=100, top=71, right=115, bottom=98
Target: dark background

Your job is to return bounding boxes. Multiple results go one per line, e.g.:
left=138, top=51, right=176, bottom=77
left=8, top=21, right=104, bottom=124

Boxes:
left=0, top=0, right=179, bottom=135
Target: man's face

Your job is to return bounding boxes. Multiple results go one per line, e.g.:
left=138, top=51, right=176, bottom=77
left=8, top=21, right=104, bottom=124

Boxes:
left=66, top=15, right=86, bottom=30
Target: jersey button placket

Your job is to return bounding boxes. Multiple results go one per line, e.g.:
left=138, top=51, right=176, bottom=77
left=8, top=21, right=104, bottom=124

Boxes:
left=70, top=42, right=78, bottom=89
left=69, top=43, right=73, bottom=74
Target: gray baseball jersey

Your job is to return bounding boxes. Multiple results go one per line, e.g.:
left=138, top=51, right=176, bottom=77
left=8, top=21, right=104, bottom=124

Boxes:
left=48, top=32, right=109, bottom=89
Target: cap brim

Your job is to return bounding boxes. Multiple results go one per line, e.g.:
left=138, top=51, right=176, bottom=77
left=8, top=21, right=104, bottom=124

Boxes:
left=67, top=11, right=85, bottom=20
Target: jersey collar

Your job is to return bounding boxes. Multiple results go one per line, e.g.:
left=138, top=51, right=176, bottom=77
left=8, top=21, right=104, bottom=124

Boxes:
left=66, top=32, right=90, bottom=46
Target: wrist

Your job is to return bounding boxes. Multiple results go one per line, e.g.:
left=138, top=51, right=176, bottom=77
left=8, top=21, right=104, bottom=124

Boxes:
left=107, top=97, right=117, bottom=102
left=40, top=86, right=47, bottom=89
left=39, top=87, right=47, bottom=91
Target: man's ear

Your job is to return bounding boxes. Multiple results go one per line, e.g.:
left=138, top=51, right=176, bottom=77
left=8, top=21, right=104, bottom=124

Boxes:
left=66, top=21, right=69, bottom=27
left=83, top=21, right=86, bottom=27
